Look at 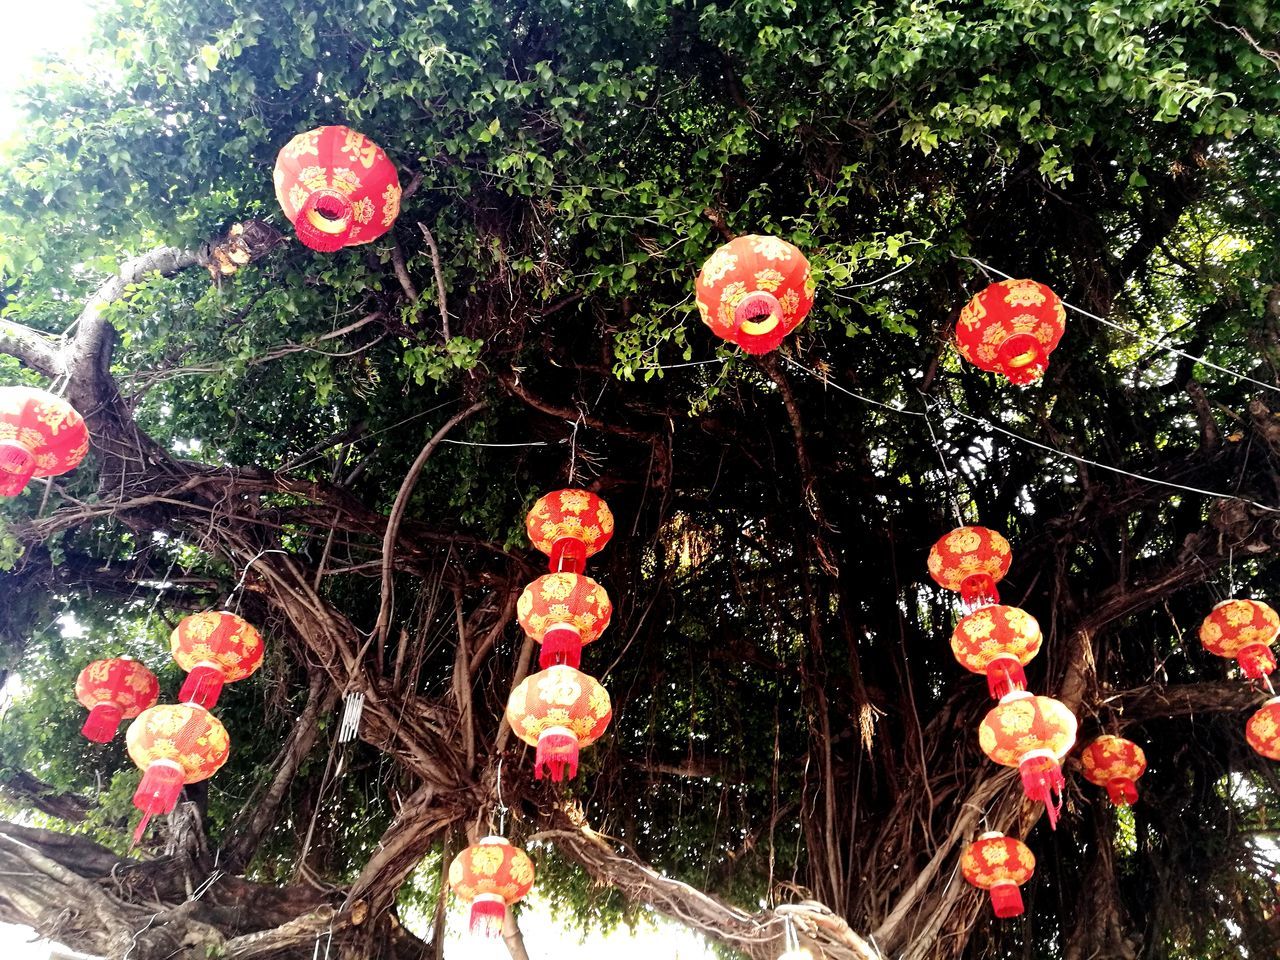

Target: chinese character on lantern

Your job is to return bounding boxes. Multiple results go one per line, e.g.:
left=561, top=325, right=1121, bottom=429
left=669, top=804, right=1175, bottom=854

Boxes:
left=0, top=387, right=90, bottom=496
left=75, top=657, right=160, bottom=742
left=695, top=235, right=816, bottom=355
left=505, top=665, right=612, bottom=781
left=928, top=526, right=1012, bottom=610
left=961, top=831, right=1036, bottom=918
left=525, top=488, right=614, bottom=574
left=951, top=604, right=1042, bottom=699
left=447, top=837, right=535, bottom=937
left=1200, top=599, right=1280, bottom=679
left=955, top=279, right=1066, bottom=385
left=979, top=691, right=1077, bottom=829
left=126, top=703, right=229, bottom=841
left=170, top=611, right=265, bottom=709
left=517, top=572, right=612, bottom=669
left=1080, top=735, right=1147, bottom=805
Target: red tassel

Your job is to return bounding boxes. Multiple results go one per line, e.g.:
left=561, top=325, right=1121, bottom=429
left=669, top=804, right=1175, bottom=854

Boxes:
left=989, top=882, right=1024, bottom=918
left=81, top=703, right=124, bottom=743
left=1238, top=644, right=1277, bottom=680
left=535, top=727, right=580, bottom=782
left=1106, top=778, right=1138, bottom=806
left=179, top=664, right=226, bottom=709
left=131, top=761, right=185, bottom=842
left=468, top=896, right=506, bottom=938
left=984, top=658, right=1026, bottom=699
left=0, top=440, right=36, bottom=497
left=295, top=189, right=353, bottom=252
left=549, top=538, right=587, bottom=575
left=959, top=574, right=999, bottom=610
left=1018, top=753, right=1066, bottom=829
left=539, top=625, right=584, bottom=669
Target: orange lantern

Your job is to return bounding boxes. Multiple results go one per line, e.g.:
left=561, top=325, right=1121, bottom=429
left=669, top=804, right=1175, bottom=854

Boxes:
left=517, top=572, right=612, bottom=669
left=169, top=611, right=264, bottom=709
left=447, top=836, right=536, bottom=937
left=1246, top=698, right=1280, bottom=761
left=126, top=703, right=229, bottom=840
left=0, top=386, right=90, bottom=496
left=1080, top=735, right=1147, bottom=805
left=955, top=279, right=1066, bottom=385
left=928, top=526, right=1013, bottom=609
left=961, top=831, right=1036, bottom=918
left=1200, top=599, right=1280, bottom=679
left=505, top=665, right=612, bottom=781
left=525, top=488, right=614, bottom=574
left=273, top=125, right=401, bottom=253
left=694, top=235, right=816, bottom=355
left=74, top=658, right=159, bottom=743
left=950, top=604, right=1042, bottom=699
left=979, top=691, right=1077, bottom=829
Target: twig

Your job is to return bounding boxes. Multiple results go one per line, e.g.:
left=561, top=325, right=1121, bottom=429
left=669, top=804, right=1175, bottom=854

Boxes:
left=417, top=223, right=451, bottom=340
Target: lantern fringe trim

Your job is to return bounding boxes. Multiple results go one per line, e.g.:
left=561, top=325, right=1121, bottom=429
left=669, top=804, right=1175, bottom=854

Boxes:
left=988, top=881, right=1024, bottom=918
left=295, top=189, right=354, bottom=252
left=960, top=573, right=999, bottom=610
left=539, top=624, right=584, bottom=670
left=1017, top=749, right=1066, bottom=829
left=984, top=655, right=1027, bottom=700
left=468, top=893, right=507, bottom=938
left=132, top=759, right=186, bottom=843
left=81, top=703, right=124, bottom=743
left=535, top=725, right=580, bottom=782
left=1238, top=644, right=1277, bottom=679
left=179, top=662, right=228, bottom=709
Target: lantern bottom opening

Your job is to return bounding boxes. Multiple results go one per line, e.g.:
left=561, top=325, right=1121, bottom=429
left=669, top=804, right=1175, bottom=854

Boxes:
left=1105, top=778, right=1138, bottom=806
left=995, top=333, right=1047, bottom=385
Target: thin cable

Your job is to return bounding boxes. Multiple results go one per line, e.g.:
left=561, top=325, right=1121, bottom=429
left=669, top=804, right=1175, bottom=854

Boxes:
left=439, top=438, right=557, bottom=448
left=781, top=356, right=925, bottom=418
left=919, top=398, right=968, bottom=527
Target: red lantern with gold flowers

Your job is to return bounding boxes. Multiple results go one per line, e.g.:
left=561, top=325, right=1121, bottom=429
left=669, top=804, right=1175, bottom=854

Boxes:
left=928, top=526, right=1013, bottom=610
left=518, top=572, right=612, bottom=669
left=525, top=488, right=614, bottom=575
left=956, top=279, right=1066, bottom=385
left=1246, top=698, right=1280, bottom=761
left=979, top=691, right=1077, bottom=829
left=274, top=125, right=401, bottom=253
left=1200, top=599, right=1280, bottom=679
left=126, top=703, right=229, bottom=840
left=951, top=604, right=1042, bottom=699
left=170, top=611, right=264, bottom=709
left=447, top=836, right=536, bottom=937
left=0, top=386, right=90, bottom=497
left=75, top=658, right=159, bottom=743
left=505, top=665, right=612, bottom=781
left=1080, top=735, right=1147, bottom=805
left=694, top=235, right=816, bottom=355
left=961, top=831, right=1036, bottom=918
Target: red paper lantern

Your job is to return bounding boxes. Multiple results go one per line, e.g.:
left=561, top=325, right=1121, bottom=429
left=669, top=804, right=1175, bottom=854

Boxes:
left=928, top=526, right=1013, bottom=609
left=0, top=387, right=90, bottom=496
left=1200, top=599, right=1280, bottom=679
left=517, top=572, right=613, bottom=669
left=979, top=691, right=1077, bottom=829
left=126, top=703, right=229, bottom=840
left=961, top=831, right=1036, bottom=918
left=955, top=279, right=1066, bottom=385
left=1080, top=735, right=1147, bottom=805
left=447, top=837, right=536, bottom=937
left=951, top=604, right=1042, bottom=698
left=525, top=488, right=614, bottom=574
left=170, top=611, right=264, bottom=709
left=1246, top=697, right=1280, bottom=761
left=694, top=235, right=815, bottom=355
left=273, top=125, right=401, bottom=252
left=74, top=658, right=160, bottom=743
left=505, top=665, right=612, bottom=781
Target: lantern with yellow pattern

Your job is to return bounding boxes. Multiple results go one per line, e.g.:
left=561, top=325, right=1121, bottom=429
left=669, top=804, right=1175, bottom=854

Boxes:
left=126, top=703, right=230, bottom=840
left=1080, top=735, right=1147, bottom=805
left=75, top=657, right=160, bottom=743
left=961, top=831, right=1036, bottom=918
left=928, top=526, right=1013, bottom=610
left=170, top=611, right=265, bottom=709
left=955, top=279, right=1066, bottom=384
left=525, top=488, right=614, bottom=575
left=518, top=572, right=613, bottom=669
left=1200, top=599, right=1280, bottom=680
left=447, top=837, right=536, bottom=937
left=950, top=604, right=1042, bottom=699
left=0, top=386, right=90, bottom=497
left=505, top=665, right=612, bottom=781
left=979, top=691, right=1077, bottom=829
left=695, top=235, right=815, bottom=355
left=1246, top=698, right=1280, bottom=761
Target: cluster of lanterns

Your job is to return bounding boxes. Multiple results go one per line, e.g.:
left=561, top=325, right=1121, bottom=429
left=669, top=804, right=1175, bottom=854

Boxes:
left=1198, top=598, right=1280, bottom=760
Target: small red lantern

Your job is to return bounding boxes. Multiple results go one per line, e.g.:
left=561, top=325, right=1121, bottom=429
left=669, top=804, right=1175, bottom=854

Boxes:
left=694, top=235, right=815, bottom=355
left=1247, top=698, right=1280, bottom=760
left=273, top=125, right=401, bottom=252
left=1200, top=599, right=1280, bottom=679
left=447, top=837, right=536, bottom=937
left=961, top=831, right=1036, bottom=918
left=979, top=691, right=1077, bottom=829
left=126, top=703, right=229, bottom=840
left=951, top=604, right=1042, bottom=698
left=525, top=488, right=614, bottom=575
left=505, top=665, right=612, bottom=781
left=0, top=387, right=90, bottom=496
left=928, top=526, right=1013, bottom=609
left=1080, top=735, right=1147, bottom=805
left=74, top=658, right=159, bottom=742
left=169, top=611, right=264, bottom=709
left=517, top=572, right=612, bottom=669
left=955, top=279, right=1066, bottom=385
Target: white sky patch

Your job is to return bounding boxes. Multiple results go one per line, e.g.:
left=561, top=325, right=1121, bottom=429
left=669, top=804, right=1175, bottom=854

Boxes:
left=0, top=0, right=98, bottom=140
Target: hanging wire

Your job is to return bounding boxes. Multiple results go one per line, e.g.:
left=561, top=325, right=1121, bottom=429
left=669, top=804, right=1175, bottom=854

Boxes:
left=919, top=396, right=968, bottom=527
left=494, top=757, right=508, bottom=836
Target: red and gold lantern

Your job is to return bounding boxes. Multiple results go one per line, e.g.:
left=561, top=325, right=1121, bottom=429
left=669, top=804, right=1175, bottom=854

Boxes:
left=273, top=125, right=401, bottom=252
left=1200, top=599, right=1280, bottom=679
left=979, top=691, right=1077, bottom=829
left=505, top=665, right=612, bottom=781
left=955, top=279, right=1066, bottom=385
left=928, top=526, right=1012, bottom=609
left=170, top=611, right=264, bottom=709
left=74, top=658, right=159, bottom=743
left=951, top=604, right=1042, bottom=698
left=961, top=831, right=1036, bottom=918
left=447, top=837, right=536, bottom=937
left=1080, top=735, right=1147, bottom=805
left=525, top=488, right=614, bottom=575
left=126, top=703, right=229, bottom=840
left=1246, top=698, right=1280, bottom=761
left=0, top=387, right=90, bottom=497
left=694, top=235, right=816, bottom=355
left=517, top=572, right=612, bottom=669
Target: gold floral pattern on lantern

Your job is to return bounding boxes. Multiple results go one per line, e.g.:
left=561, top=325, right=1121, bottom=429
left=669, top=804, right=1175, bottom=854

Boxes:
left=927, top=526, right=1012, bottom=594
left=525, top=488, right=615, bottom=558
left=505, top=665, right=613, bottom=747
left=979, top=694, right=1077, bottom=768
left=950, top=604, right=1042, bottom=673
left=1247, top=698, right=1280, bottom=761
left=126, top=704, right=230, bottom=784
left=447, top=837, right=536, bottom=906
left=170, top=611, right=264, bottom=682
left=517, top=573, right=612, bottom=643
left=1200, top=599, right=1280, bottom=658
left=75, top=658, right=159, bottom=716
left=955, top=279, right=1066, bottom=383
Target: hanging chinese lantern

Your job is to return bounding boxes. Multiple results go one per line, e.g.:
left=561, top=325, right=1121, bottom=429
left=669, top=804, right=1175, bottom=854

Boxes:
left=169, top=611, right=264, bottom=709
left=126, top=703, right=229, bottom=840
left=505, top=665, right=612, bottom=781
left=694, top=235, right=816, bottom=355
left=447, top=836, right=536, bottom=937
left=979, top=691, right=1078, bottom=829
left=1246, top=698, right=1280, bottom=761
left=517, top=572, right=612, bottom=669
left=1199, top=599, right=1280, bottom=679
left=273, top=125, right=401, bottom=253
left=955, top=279, right=1066, bottom=385
left=74, top=658, right=160, bottom=743
left=961, top=831, right=1036, bottom=918
left=0, top=386, right=90, bottom=497
left=950, top=604, right=1042, bottom=698
left=928, top=526, right=1012, bottom=609
left=525, top=488, right=614, bottom=575
left=1080, top=735, right=1147, bottom=805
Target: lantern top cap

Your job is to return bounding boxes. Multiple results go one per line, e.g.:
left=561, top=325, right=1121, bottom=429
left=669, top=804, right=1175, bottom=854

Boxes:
left=998, top=689, right=1035, bottom=705
left=977, top=830, right=1005, bottom=841
left=1263, top=696, right=1280, bottom=708
left=478, top=835, right=512, bottom=847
